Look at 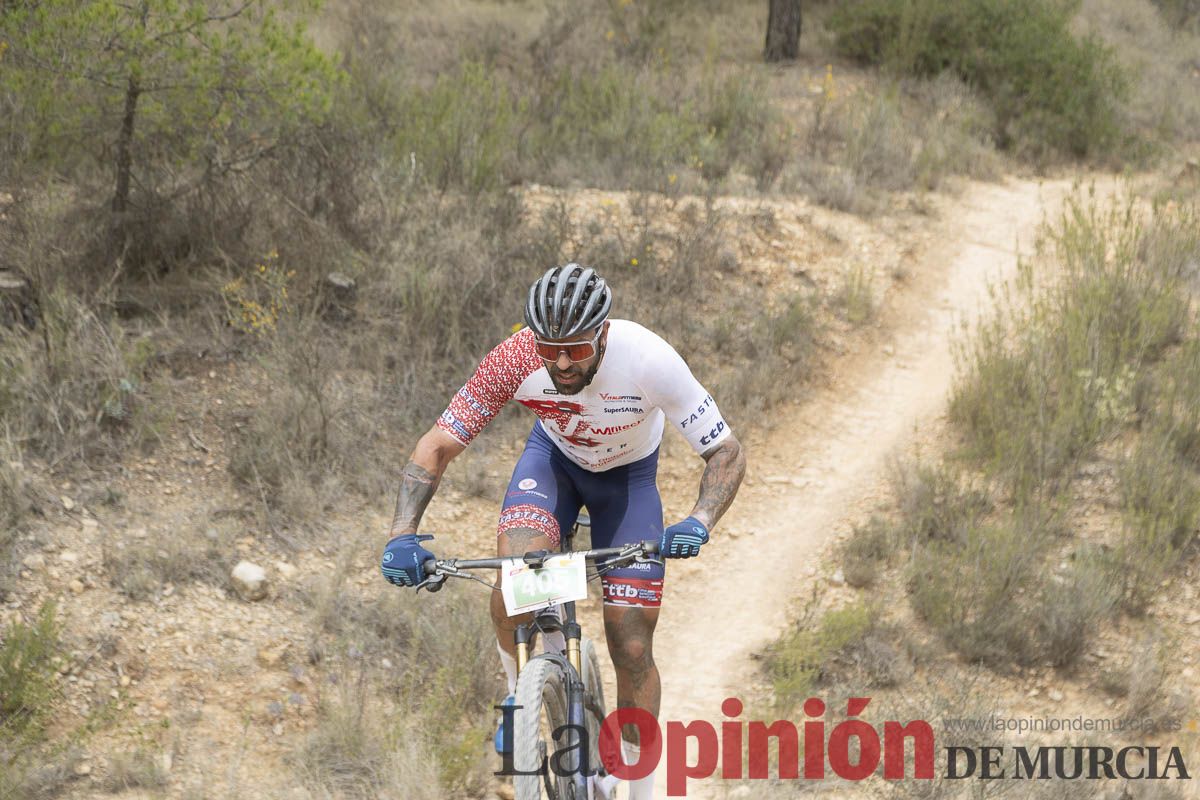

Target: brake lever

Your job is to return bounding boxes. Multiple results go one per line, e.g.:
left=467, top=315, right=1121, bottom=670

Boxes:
left=416, top=571, right=447, bottom=593
left=416, top=559, right=455, bottom=593
left=420, top=573, right=447, bottom=592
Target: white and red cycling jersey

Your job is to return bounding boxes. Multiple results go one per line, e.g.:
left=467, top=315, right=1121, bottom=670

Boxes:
left=437, top=319, right=732, bottom=470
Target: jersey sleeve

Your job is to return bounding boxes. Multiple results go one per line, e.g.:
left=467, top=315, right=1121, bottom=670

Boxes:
left=636, top=330, right=733, bottom=455
left=436, top=329, right=541, bottom=446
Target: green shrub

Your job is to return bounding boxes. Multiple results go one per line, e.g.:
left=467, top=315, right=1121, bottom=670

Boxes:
left=843, top=89, right=918, bottom=192
left=1155, top=340, right=1200, bottom=466
left=834, top=263, right=876, bottom=325
left=908, top=517, right=1048, bottom=666
left=1031, top=549, right=1119, bottom=667
left=766, top=602, right=875, bottom=709
left=1075, top=0, right=1200, bottom=153
left=890, top=461, right=991, bottom=545
left=0, top=602, right=60, bottom=740
left=526, top=63, right=704, bottom=184
left=829, top=0, right=1129, bottom=159
left=1115, top=430, right=1200, bottom=613
left=950, top=195, right=1190, bottom=497
left=791, top=76, right=998, bottom=210
left=518, top=61, right=785, bottom=189
left=395, top=62, right=521, bottom=193
left=841, top=515, right=894, bottom=588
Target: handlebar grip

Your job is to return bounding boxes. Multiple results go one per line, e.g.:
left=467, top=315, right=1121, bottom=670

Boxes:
left=642, top=539, right=660, bottom=555
left=422, top=558, right=439, bottom=574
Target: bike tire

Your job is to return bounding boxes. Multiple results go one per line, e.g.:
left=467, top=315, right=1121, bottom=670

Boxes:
left=580, top=637, right=606, bottom=781
left=514, top=656, right=572, bottom=800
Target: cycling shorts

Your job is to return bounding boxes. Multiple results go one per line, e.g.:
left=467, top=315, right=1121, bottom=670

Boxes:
left=498, top=422, right=665, bottom=608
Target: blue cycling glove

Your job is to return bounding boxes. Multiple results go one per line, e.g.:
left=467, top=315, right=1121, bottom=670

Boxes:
left=661, top=517, right=709, bottom=558
left=381, top=534, right=436, bottom=587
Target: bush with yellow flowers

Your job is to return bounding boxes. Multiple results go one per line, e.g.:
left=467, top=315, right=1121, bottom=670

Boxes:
left=221, top=251, right=295, bottom=336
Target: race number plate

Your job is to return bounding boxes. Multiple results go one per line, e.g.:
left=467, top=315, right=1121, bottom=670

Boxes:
left=500, top=553, right=588, bottom=616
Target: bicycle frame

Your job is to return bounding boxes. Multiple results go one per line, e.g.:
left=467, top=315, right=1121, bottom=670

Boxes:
left=510, top=527, right=598, bottom=796
left=419, top=520, right=661, bottom=799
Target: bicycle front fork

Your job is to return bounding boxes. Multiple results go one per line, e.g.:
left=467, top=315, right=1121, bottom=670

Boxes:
left=514, top=603, right=582, bottom=673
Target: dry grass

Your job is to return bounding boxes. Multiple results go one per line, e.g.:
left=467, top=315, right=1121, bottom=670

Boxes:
left=101, top=521, right=238, bottom=602
left=298, top=533, right=499, bottom=794
left=0, top=285, right=160, bottom=463
left=101, top=749, right=171, bottom=793
left=1076, top=0, right=1200, bottom=152
left=787, top=75, right=1000, bottom=213
left=840, top=515, right=893, bottom=588
left=298, top=660, right=444, bottom=800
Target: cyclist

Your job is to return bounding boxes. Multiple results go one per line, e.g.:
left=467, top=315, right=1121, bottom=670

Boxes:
left=382, top=264, right=746, bottom=799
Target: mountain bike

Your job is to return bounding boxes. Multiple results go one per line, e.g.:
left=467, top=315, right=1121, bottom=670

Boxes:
left=417, top=515, right=661, bottom=800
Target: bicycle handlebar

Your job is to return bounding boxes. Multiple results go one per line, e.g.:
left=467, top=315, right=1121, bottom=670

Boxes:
left=421, top=539, right=661, bottom=579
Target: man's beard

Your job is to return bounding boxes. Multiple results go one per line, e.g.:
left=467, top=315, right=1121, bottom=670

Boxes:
left=549, top=358, right=601, bottom=395
left=548, top=341, right=605, bottom=395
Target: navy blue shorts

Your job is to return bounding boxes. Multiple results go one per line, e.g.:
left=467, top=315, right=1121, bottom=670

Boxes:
left=498, top=422, right=665, bottom=607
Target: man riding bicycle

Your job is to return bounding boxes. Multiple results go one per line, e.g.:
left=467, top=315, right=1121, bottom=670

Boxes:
left=382, top=264, right=746, bottom=799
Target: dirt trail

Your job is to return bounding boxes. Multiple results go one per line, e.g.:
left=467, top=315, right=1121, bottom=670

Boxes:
left=634, top=176, right=1091, bottom=799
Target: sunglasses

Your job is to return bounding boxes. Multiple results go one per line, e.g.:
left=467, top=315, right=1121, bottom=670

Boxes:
left=534, top=329, right=603, bottom=363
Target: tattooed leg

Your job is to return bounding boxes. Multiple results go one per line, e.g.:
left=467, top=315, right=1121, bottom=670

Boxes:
left=491, top=527, right=556, bottom=659
left=603, top=604, right=661, bottom=744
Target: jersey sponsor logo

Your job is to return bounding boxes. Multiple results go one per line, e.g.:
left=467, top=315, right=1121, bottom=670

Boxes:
left=594, top=445, right=633, bottom=468
left=602, top=577, right=664, bottom=607
left=603, top=406, right=644, bottom=414
left=456, top=388, right=495, bottom=418
left=563, top=432, right=602, bottom=447
left=518, top=478, right=538, bottom=490
left=699, top=420, right=727, bottom=446
left=507, top=488, right=549, bottom=500
left=518, top=398, right=584, bottom=415
left=599, top=393, right=643, bottom=402
left=587, top=421, right=642, bottom=436
left=679, top=394, right=714, bottom=429
left=542, top=388, right=559, bottom=395
left=518, top=397, right=585, bottom=431
left=497, top=503, right=560, bottom=545
left=439, top=410, right=473, bottom=442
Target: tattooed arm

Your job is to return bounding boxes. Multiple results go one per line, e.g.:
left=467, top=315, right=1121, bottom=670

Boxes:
left=689, top=433, right=746, bottom=530
left=389, top=426, right=467, bottom=537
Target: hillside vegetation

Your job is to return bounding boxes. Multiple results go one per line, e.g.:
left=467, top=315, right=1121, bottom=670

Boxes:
left=3, top=0, right=1200, bottom=797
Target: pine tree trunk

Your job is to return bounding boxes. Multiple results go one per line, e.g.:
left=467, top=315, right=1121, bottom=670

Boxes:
left=764, top=0, right=802, bottom=62
left=112, top=73, right=140, bottom=213
left=113, top=2, right=149, bottom=214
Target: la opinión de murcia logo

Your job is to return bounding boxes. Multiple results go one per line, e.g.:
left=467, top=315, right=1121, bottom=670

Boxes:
left=495, top=697, right=1193, bottom=797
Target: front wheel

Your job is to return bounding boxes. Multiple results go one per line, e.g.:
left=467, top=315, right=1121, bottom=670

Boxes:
left=513, top=657, right=572, bottom=800
left=580, top=637, right=606, bottom=783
